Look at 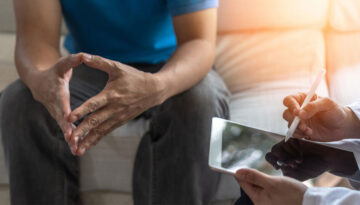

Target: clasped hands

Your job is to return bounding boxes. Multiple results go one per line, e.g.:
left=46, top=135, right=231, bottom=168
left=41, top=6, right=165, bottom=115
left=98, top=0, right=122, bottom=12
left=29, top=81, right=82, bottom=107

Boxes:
left=29, top=53, right=166, bottom=156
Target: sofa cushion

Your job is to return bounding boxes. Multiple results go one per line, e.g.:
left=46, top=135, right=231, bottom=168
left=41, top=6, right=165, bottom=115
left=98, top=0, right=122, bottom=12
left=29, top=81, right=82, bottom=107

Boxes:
left=215, top=29, right=329, bottom=134
left=326, top=31, right=360, bottom=105
left=329, top=0, right=360, bottom=31
left=80, top=120, right=149, bottom=193
left=215, top=30, right=327, bottom=94
left=218, top=0, right=329, bottom=32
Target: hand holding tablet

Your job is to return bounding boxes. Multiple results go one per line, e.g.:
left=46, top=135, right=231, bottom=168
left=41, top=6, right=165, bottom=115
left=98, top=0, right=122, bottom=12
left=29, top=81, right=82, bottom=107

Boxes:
left=208, top=118, right=359, bottom=180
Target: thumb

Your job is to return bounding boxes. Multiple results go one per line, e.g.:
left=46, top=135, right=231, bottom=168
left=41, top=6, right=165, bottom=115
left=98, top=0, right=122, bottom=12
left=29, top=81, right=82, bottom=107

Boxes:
left=60, top=92, right=73, bottom=142
left=235, top=169, right=271, bottom=188
left=81, top=54, right=120, bottom=75
left=55, top=53, right=83, bottom=77
left=54, top=84, right=73, bottom=142
left=299, top=98, right=336, bottom=120
left=240, top=182, right=262, bottom=203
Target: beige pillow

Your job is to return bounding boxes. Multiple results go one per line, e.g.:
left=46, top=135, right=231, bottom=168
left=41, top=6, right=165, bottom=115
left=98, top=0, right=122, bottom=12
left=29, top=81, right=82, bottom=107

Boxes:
left=326, top=31, right=360, bottom=105
left=215, top=29, right=326, bottom=94
left=329, top=0, right=360, bottom=31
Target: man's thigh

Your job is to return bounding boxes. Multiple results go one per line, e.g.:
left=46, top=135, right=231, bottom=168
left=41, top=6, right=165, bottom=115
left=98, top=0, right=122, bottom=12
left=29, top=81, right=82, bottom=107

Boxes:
left=141, top=69, right=230, bottom=204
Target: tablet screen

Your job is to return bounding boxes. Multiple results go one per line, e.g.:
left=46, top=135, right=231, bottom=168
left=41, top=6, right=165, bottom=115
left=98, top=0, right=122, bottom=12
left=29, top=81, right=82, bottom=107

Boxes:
left=209, top=117, right=359, bottom=181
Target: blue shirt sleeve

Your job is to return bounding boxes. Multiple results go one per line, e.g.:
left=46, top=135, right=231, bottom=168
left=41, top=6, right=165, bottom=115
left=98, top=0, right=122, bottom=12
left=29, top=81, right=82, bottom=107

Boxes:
left=166, top=0, right=218, bottom=16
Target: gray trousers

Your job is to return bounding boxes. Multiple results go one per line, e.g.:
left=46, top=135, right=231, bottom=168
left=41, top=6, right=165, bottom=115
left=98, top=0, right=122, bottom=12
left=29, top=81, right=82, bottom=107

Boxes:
left=0, top=64, right=230, bottom=205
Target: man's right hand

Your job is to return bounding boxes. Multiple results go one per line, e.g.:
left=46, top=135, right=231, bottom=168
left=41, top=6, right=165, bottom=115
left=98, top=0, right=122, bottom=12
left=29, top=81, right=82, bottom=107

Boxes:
left=27, top=54, right=83, bottom=152
left=283, top=93, right=360, bottom=142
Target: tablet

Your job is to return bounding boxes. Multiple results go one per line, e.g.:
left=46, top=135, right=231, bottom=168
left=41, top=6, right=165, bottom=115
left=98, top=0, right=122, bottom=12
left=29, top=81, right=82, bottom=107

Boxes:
left=209, top=117, right=359, bottom=181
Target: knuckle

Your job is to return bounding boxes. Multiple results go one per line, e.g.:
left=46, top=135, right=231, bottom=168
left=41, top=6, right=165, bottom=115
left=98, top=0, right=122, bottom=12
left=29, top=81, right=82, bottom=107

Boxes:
left=298, top=92, right=306, bottom=98
left=283, top=97, right=289, bottom=106
left=323, top=98, right=334, bottom=106
left=87, top=101, right=99, bottom=112
left=84, top=142, right=92, bottom=150
left=75, top=127, right=86, bottom=137
left=109, top=60, right=117, bottom=68
left=108, top=90, right=121, bottom=101
left=88, top=117, right=99, bottom=127
left=243, top=171, right=252, bottom=181
left=282, top=110, right=289, bottom=119
left=93, top=55, right=100, bottom=61
left=73, top=113, right=81, bottom=121
left=305, top=103, right=315, bottom=111
left=108, top=61, right=120, bottom=75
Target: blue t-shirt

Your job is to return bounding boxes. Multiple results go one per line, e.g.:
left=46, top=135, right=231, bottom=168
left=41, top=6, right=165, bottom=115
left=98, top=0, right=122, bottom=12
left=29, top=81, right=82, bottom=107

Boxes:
left=60, top=0, right=218, bottom=64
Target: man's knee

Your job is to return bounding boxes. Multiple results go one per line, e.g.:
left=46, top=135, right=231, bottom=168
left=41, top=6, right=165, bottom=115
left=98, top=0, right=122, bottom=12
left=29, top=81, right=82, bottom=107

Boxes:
left=1, top=80, right=33, bottom=114
left=0, top=80, right=47, bottom=131
left=170, top=70, right=230, bottom=119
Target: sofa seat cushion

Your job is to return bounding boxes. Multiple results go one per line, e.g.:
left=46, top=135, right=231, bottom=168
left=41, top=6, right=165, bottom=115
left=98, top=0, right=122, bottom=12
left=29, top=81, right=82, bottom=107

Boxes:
left=330, top=0, right=360, bottom=31
left=80, top=119, right=149, bottom=192
left=326, top=31, right=360, bottom=105
left=218, top=0, right=329, bottom=32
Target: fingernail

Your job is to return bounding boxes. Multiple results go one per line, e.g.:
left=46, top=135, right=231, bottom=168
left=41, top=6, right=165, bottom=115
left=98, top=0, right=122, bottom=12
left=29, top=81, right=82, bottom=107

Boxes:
left=299, top=110, right=306, bottom=118
left=236, top=173, right=245, bottom=180
left=69, top=115, right=78, bottom=123
left=70, top=145, right=75, bottom=154
left=79, top=147, right=86, bottom=155
left=74, top=136, right=79, bottom=143
left=300, top=124, right=305, bottom=131
left=293, top=109, right=299, bottom=115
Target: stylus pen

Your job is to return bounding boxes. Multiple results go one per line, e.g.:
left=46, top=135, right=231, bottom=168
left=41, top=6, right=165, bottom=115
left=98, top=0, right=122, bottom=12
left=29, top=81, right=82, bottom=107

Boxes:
left=285, top=69, right=326, bottom=142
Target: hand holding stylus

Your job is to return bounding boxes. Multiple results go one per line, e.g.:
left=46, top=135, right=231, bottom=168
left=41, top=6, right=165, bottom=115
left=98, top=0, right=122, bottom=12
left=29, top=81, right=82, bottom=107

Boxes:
left=285, top=69, right=325, bottom=142
left=283, top=92, right=360, bottom=142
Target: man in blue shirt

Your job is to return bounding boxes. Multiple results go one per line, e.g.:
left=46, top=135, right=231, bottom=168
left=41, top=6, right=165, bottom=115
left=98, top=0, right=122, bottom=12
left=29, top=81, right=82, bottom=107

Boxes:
left=0, top=0, right=230, bottom=204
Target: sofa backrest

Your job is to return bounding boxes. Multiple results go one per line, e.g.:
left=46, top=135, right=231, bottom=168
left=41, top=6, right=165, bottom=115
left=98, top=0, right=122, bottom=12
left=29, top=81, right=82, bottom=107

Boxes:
left=217, top=0, right=360, bottom=33
left=0, top=0, right=15, bottom=33
left=0, top=0, right=67, bottom=34
left=329, top=0, right=360, bottom=31
left=217, top=0, right=329, bottom=32
left=2, top=0, right=360, bottom=34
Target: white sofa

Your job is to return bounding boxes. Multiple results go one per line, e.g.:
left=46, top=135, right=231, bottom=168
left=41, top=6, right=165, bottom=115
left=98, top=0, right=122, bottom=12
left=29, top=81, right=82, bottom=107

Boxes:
left=1, top=0, right=360, bottom=204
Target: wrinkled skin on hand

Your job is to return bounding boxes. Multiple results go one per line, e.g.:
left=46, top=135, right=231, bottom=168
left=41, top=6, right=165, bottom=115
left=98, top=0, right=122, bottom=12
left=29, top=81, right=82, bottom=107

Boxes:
left=283, top=93, right=360, bottom=142
left=28, top=54, right=84, bottom=151
left=67, top=54, right=165, bottom=156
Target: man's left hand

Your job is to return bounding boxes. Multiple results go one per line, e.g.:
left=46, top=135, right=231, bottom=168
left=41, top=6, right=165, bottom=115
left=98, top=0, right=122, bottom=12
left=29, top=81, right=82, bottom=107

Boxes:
left=234, top=169, right=307, bottom=205
left=68, top=54, right=166, bottom=156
